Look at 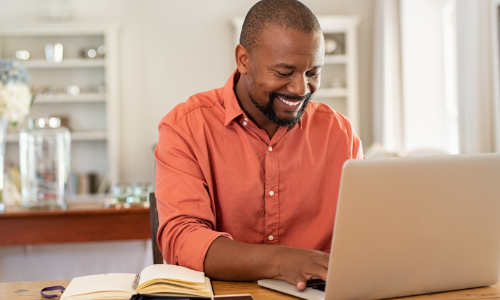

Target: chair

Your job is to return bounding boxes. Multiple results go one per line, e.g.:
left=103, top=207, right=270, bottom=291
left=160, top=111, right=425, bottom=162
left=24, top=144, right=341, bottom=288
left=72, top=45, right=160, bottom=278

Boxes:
left=148, top=192, right=164, bottom=264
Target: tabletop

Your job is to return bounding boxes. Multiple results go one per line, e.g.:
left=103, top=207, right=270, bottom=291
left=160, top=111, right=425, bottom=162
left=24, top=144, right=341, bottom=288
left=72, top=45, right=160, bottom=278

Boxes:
left=2, top=279, right=500, bottom=300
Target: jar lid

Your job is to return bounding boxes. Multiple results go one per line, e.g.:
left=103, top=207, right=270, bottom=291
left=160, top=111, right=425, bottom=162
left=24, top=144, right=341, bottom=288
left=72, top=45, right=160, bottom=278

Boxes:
left=28, top=117, right=61, bottom=129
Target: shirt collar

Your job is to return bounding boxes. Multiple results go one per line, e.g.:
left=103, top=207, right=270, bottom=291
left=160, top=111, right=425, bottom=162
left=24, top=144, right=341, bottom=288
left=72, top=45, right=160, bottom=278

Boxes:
left=223, top=69, right=245, bottom=126
left=222, top=69, right=303, bottom=129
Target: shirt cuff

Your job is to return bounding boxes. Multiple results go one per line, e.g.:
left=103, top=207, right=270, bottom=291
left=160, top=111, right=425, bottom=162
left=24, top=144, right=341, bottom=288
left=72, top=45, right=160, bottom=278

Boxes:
left=178, top=228, right=233, bottom=272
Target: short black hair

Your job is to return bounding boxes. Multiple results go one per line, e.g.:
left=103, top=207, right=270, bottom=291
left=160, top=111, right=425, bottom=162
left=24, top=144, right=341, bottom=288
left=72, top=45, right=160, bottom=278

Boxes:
left=240, top=0, right=322, bottom=55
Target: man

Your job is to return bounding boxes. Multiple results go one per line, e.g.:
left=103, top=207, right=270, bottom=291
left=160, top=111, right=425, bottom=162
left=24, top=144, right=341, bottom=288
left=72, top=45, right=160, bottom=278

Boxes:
left=155, top=0, right=363, bottom=290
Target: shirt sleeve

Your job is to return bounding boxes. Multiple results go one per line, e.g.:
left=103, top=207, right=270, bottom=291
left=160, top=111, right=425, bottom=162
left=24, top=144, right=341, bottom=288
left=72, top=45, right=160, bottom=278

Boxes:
left=154, top=119, right=233, bottom=271
left=343, top=116, right=364, bottom=159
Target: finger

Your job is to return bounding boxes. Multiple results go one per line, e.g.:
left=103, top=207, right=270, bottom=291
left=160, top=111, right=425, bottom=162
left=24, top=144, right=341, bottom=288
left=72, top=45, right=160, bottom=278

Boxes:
left=305, top=264, right=328, bottom=282
left=297, top=281, right=306, bottom=291
left=317, top=266, right=328, bottom=281
left=317, top=255, right=330, bottom=269
left=318, top=267, right=328, bottom=281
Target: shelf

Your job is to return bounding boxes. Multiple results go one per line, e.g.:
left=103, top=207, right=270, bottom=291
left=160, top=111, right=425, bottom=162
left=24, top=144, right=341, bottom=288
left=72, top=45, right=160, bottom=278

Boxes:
left=324, top=54, right=347, bottom=64
left=315, top=88, right=348, bottom=98
left=72, top=131, right=107, bottom=141
left=22, top=59, right=105, bottom=69
left=6, top=130, right=107, bottom=143
left=0, top=22, right=120, bottom=185
left=34, top=93, right=106, bottom=104
left=0, top=22, right=118, bottom=37
left=0, top=201, right=150, bottom=246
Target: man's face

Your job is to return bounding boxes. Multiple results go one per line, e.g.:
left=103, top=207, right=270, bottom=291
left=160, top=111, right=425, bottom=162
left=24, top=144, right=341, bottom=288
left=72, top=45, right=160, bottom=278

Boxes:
left=245, top=26, right=324, bottom=127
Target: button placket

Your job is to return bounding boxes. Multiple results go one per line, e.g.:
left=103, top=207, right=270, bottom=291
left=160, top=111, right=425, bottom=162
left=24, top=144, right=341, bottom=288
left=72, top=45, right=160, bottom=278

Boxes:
left=264, top=142, right=279, bottom=244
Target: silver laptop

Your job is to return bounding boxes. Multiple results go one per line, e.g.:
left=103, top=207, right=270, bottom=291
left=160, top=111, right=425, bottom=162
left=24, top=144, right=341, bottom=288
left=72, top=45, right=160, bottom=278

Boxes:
left=258, top=153, right=500, bottom=300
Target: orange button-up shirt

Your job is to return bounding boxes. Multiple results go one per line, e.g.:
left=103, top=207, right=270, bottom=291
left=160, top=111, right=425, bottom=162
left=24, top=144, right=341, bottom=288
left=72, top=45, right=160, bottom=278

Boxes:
left=155, top=71, right=363, bottom=272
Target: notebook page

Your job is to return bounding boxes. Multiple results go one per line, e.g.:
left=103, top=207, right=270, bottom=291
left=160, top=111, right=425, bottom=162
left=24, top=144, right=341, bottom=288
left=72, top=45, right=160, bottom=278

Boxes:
left=139, top=264, right=205, bottom=286
left=62, top=273, right=136, bottom=297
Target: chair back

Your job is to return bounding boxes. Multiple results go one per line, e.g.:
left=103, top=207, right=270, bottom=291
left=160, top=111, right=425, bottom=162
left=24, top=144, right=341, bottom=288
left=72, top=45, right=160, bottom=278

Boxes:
left=148, top=192, right=164, bottom=264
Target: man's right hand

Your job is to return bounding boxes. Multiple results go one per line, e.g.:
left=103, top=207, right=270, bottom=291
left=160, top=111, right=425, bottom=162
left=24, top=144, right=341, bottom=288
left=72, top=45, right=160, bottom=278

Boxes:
left=204, top=237, right=329, bottom=290
left=276, top=246, right=329, bottom=290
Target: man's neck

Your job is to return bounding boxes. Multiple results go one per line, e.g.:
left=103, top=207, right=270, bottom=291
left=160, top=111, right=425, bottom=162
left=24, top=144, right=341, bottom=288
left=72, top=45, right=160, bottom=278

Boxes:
left=234, top=73, right=279, bottom=139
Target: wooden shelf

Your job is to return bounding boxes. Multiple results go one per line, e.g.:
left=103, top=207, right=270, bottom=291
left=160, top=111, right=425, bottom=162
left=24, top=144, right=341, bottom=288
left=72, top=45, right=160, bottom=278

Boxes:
left=34, top=93, right=106, bottom=104
left=324, top=54, right=347, bottom=64
left=315, top=88, right=348, bottom=98
left=22, top=59, right=105, bottom=69
left=6, top=130, right=107, bottom=143
left=0, top=201, right=150, bottom=246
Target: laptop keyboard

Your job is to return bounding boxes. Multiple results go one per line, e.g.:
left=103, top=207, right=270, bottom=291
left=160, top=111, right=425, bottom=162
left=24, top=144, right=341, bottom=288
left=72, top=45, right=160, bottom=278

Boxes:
left=306, top=279, right=326, bottom=292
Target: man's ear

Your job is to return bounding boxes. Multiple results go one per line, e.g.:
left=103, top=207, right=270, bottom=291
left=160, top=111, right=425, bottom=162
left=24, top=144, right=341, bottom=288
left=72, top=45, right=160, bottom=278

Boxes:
left=235, top=44, right=250, bottom=75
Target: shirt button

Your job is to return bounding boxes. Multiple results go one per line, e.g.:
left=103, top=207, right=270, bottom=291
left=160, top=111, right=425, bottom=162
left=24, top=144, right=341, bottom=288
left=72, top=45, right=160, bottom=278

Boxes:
left=269, top=191, right=274, bottom=196
left=243, top=121, right=247, bottom=126
left=244, top=118, right=248, bottom=121
left=268, top=146, right=273, bottom=151
left=268, top=235, right=274, bottom=241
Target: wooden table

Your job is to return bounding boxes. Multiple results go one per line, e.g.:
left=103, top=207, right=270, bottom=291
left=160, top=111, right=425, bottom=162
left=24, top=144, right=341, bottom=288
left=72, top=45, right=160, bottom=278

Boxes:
left=1, top=279, right=500, bottom=300
left=0, top=201, right=151, bottom=245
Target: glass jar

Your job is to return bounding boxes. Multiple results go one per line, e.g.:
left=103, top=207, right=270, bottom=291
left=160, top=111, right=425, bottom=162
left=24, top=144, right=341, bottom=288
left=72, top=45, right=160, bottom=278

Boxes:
left=112, top=182, right=133, bottom=203
left=133, top=182, right=154, bottom=203
left=19, top=117, right=70, bottom=209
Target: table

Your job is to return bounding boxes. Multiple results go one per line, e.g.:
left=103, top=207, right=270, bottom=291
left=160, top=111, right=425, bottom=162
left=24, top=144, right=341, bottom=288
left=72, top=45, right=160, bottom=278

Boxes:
left=1, top=279, right=500, bottom=300
left=0, top=201, right=151, bottom=245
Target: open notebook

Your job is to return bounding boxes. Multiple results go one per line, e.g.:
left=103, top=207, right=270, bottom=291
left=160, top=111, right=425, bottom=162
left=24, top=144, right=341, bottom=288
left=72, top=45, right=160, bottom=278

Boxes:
left=60, top=264, right=213, bottom=300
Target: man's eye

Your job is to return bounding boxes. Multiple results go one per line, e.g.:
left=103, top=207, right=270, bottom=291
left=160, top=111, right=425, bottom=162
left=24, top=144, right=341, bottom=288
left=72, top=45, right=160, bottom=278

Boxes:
left=308, top=72, right=320, bottom=77
left=277, top=71, right=293, bottom=76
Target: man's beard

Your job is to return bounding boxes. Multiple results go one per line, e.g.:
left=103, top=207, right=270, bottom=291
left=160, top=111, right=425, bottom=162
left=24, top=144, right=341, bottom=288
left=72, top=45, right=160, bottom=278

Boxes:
left=248, top=90, right=312, bottom=127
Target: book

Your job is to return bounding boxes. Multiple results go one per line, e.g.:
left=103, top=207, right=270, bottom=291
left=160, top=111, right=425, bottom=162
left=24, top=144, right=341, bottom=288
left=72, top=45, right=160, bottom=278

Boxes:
left=60, top=264, right=213, bottom=300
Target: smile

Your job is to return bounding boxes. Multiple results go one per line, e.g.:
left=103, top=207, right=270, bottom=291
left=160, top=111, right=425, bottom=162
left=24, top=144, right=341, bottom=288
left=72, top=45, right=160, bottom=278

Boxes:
left=278, top=97, right=301, bottom=106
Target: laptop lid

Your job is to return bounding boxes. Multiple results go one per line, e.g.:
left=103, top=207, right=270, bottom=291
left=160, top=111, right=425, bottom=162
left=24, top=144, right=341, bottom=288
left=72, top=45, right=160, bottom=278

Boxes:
left=325, top=153, right=500, bottom=300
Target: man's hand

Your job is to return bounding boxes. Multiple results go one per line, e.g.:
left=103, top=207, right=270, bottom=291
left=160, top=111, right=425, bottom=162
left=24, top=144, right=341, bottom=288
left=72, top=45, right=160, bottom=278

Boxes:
left=277, top=247, right=329, bottom=290
left=204, top=237, right=329, bottom=290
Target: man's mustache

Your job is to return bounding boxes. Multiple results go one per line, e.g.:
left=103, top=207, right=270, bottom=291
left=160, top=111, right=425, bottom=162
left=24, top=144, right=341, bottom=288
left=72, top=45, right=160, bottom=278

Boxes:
left=271, top=91, right=312, bottom=102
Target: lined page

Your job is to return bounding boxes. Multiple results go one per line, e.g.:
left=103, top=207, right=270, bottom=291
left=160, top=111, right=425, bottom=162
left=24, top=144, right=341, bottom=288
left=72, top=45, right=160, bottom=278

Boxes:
left=62, top=273, right=136, bottom=297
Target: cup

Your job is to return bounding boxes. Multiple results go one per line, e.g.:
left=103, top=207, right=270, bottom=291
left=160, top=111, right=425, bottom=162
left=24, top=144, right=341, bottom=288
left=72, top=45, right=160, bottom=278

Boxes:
left=112, top=182, right=133, bottom=203
left=133, top=182, right=154, bottom=203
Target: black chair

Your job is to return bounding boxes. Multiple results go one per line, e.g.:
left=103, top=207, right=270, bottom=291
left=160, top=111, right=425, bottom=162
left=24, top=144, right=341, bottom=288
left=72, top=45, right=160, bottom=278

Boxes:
left=148, top=192, right=164, bottom=264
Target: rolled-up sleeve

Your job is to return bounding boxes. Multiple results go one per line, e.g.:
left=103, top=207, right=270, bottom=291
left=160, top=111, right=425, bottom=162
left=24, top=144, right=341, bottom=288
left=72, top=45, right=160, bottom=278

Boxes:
left=154, top=118, right=232, bottom=271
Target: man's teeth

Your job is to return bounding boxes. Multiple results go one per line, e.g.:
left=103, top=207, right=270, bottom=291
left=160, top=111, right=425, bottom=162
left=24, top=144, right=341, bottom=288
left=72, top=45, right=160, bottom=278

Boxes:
left=278, top=97, right=301, bottom=106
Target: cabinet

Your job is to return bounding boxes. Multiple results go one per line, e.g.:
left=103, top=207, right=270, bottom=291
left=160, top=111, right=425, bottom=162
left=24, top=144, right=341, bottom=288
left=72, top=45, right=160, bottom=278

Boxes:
left=0, top=22, right=120, bottom=193
left=232, top=16, right=360, bottom=132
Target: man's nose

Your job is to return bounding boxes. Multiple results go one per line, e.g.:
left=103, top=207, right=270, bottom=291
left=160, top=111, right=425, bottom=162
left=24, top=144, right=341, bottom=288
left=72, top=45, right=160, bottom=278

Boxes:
left=287, top=74, right=310, bottom=96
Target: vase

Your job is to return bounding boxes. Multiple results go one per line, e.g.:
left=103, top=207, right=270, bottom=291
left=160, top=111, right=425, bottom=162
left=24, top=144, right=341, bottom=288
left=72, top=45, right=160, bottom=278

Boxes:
left=20, top=117, right=70, bottom=209
left=0, top=118, right=7, bottom=212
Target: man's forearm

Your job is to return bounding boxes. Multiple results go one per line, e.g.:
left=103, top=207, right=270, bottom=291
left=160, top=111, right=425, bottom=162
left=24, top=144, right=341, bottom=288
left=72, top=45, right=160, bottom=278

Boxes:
left=204, top=236, right=329, bottom=290
left=204, top=236, right=285, bottom=281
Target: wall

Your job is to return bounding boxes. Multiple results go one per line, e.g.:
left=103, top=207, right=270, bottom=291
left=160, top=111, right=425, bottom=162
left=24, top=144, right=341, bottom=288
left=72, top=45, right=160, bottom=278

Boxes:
left=400, top=0, right=452, bottom=153
left=0, top=0, right=374, bottom=184
left=456, top=0, right=495, bottom=153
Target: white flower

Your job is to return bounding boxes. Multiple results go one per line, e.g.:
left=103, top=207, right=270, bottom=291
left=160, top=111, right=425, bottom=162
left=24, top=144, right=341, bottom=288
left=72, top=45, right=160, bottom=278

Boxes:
left=0, top=82, right=32, bottom=124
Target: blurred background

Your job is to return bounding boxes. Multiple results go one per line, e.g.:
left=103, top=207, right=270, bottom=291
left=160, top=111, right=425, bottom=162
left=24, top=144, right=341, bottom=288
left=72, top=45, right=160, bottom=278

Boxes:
left=0, top=0, right=377, bottom=187
left=0, top=0, right=497, bottom=283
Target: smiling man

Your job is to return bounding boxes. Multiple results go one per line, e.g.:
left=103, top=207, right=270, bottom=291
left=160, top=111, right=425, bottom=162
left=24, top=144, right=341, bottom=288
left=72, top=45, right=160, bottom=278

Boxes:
left=155, top=0, right=363, bottom=290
